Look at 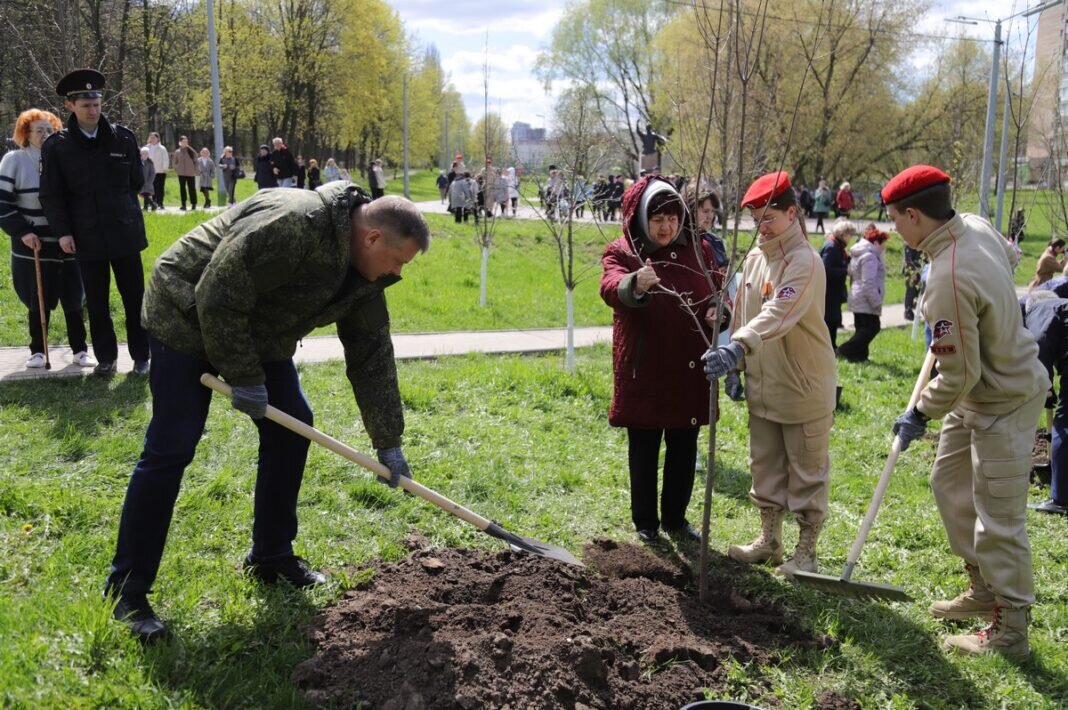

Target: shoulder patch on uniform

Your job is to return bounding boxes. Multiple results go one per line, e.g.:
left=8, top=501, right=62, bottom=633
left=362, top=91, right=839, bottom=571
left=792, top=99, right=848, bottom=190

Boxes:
left=775, top=286, right=797, bottom=300
left=932, top=319, right=954, bottom=341
left=931, top=344, right=956, bottom=355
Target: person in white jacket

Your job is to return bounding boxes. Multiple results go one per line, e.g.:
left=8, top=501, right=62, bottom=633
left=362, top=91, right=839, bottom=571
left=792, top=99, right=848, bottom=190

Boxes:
left=837, top=224, right=888, bottom=362
left=144, top=132, right=169, bottom=207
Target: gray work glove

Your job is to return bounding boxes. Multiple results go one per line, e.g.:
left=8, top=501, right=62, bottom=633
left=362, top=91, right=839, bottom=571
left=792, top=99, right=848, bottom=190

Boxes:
left=891, top=407, right=929, bottom=451
left=724, top=371, right=744, bottom=402
left=376, top=446, right=413, bottom=488
left=702, top=341, right=745, bottom=381
left=231, top=384, right=268, bottom=420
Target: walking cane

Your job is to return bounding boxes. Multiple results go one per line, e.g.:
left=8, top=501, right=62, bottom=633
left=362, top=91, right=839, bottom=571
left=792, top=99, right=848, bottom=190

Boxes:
left=32, top=244, right=51, bottom=370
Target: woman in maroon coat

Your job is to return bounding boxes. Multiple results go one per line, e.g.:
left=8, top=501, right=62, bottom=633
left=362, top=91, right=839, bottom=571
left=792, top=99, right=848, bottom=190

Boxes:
left=600, top=176, right=728, bottom=543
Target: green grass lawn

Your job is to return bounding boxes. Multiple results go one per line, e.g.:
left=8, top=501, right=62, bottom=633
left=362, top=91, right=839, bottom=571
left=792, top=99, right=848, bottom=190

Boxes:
left=0, top=190, right=1052, bottom=349
left=0, top=326, right=1065, bottom=707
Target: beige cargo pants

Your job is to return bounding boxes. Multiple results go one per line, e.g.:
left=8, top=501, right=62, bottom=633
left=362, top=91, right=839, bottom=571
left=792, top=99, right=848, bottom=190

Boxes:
left=748, top=413, right=834, bottom=523
left=931, top=392, right=1044, bottom=608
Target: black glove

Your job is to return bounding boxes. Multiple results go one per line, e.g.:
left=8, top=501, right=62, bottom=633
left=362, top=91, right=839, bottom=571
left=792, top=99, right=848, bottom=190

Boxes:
left=231, top=384, right=268, bottom=420
left=1045, top=389, right=1057, bottom=411
left=725, top=371, right=744, bottom=402
left=891, top=407, right=929, bottom=451
left=377, top=446, right=413, bottom=488
left=702, top=342, right=745, bottom=381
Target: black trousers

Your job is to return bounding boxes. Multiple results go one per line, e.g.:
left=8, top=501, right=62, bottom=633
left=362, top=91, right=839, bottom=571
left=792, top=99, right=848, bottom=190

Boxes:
left=627, top=427, right=699, bottom=531
left=177, top=175, right=197, bottom=208
left=371, top=186, right=385, bottom=200
left=838, top=313, right=881, bottom=362
left=26, top=259, right=87, bottom=354
left=153, top=173, right=166, bottom=207
left=825, top=319, right=840, bottom=350
left=78, top=254, right=149, bottom=363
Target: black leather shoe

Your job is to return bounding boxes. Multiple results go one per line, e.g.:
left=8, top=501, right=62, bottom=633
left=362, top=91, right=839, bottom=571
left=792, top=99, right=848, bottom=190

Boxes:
left=636, top=528, right=660, bottom=543
left=131, top=359, right=150, bottom=375
left=107, top=591, right=168, bottom=642
left=666, top=523, right=701, bottom=542
left=244, top=555, right=327, bottom=587
left=1029, top=498, right=1068, bottom=517
left=93, top=360, right=117, bottom=377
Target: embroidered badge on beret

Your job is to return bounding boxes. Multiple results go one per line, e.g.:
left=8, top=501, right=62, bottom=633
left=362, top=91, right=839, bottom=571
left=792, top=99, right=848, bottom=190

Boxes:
left=776, top=286, right=797, bottom=300
left=932, top=319, right=954, bottom=341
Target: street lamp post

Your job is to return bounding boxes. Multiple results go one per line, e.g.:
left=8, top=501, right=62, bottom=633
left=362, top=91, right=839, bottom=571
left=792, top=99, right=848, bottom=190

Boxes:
left=949, top=0, right=1065, bottom=226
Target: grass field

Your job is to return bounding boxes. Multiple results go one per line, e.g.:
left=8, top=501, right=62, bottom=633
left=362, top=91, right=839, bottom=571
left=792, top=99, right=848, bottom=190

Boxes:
left=0, top=326, right=1065, bottom=707
left=0, top=186, right=1052, bottom=349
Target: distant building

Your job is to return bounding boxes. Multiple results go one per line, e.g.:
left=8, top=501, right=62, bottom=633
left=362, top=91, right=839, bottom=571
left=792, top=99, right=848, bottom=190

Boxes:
left=1028, top=4, right=1068, bottom=182
left=511, top=121, right=549, bottom=170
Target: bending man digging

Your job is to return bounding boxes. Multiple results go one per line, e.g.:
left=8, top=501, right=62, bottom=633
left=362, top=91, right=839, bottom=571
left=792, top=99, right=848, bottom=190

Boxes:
left=105, top=184, right=430, bottom=641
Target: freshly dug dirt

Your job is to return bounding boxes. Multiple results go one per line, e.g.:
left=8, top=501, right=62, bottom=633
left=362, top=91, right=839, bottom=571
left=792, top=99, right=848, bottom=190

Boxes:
left=1033, top=429, right=1052, bottom=486
left=293, top=537, right=845, bottom=709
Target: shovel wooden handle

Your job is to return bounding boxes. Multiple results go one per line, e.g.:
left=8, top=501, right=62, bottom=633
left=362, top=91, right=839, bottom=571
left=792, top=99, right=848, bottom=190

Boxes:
left=841, top=349, right=935, bottom=582
left=200, top=373, right=496, bottom=532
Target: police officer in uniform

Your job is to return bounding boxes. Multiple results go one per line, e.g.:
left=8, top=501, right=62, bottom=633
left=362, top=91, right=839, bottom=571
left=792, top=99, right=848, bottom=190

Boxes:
left=39, top=69, right=150, bottom=375
left=886, top=165, right=1049, bottom=657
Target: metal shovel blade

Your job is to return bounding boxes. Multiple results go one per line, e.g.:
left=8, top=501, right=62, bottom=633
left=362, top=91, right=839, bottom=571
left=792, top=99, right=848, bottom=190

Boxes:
left=790, top=570, right=912, bottom=603
left=485, top=522, right=584, bottom=567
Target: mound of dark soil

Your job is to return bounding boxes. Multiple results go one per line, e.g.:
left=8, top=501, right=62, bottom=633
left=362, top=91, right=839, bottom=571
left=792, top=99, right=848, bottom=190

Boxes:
left=293, top=537, right=847, bottom=709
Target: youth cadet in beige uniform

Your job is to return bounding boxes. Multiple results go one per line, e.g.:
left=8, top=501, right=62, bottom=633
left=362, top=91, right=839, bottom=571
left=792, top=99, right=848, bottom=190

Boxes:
left=703, top=172, right=837, bottom=578
left=886, top=165, right=1048, bottom=657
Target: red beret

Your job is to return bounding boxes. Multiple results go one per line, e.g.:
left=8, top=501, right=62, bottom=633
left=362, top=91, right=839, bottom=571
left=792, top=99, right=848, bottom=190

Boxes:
left=881, top=165, right=950, bottom=205
left=741, top=171, right=791, bottom=209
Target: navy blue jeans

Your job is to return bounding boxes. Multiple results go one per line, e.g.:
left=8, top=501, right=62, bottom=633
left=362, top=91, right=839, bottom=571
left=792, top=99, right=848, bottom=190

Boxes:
left=1053, top=374, right=1067, bottom=505
left=107, top=337, right=313, bottom=595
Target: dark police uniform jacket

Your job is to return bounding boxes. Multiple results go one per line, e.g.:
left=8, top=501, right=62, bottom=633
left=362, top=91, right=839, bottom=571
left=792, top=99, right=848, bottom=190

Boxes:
left=38, top=113, right=147, bottom=261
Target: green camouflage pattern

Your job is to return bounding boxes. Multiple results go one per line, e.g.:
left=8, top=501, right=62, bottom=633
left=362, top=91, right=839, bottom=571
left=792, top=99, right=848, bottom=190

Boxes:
left=142, top=182, right=405, bottom=448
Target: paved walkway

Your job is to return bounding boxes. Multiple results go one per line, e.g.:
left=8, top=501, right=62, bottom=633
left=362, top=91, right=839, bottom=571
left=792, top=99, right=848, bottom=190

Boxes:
left=0, top=304, right=923, bottom=382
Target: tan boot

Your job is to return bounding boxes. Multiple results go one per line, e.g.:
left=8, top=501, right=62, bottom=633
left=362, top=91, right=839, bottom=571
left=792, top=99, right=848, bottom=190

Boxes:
left=928, top=563, right=996, bottom=620
left=728, top=508, right=785, bottom=564
left=943, top=605, right=1030, bottom=657
left=776, top=517, right=822, bottom=579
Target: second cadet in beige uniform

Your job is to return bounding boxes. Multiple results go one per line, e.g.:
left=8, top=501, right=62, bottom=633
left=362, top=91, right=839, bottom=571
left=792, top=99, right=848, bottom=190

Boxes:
left=702, top=172, right=836, bottom=578
left=886, top=165, right=1048, bottom=657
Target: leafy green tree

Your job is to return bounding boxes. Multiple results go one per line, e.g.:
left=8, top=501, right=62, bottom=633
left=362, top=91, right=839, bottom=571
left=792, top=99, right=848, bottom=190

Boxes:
left=536, top=0, right=673, bottom=169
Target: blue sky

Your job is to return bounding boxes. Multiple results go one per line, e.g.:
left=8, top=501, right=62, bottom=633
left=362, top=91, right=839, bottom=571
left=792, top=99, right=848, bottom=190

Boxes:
left=388, top=0, right=1043, bottom=134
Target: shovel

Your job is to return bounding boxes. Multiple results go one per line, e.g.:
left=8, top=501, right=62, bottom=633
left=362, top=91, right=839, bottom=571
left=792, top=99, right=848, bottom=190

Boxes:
left=791, top=350, right=935, bottom=603
left=201, top=374, right=583, bottom=567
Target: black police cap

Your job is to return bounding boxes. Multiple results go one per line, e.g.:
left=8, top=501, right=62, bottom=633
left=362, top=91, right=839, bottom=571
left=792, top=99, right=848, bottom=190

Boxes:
left=56, top=68, right=105, bottom=100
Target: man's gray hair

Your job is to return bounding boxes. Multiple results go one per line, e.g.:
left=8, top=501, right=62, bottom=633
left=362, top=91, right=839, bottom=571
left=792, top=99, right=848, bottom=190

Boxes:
left=362, top=196, right=431, bottom=253
left=1026, top=288, right=1057, bottom=314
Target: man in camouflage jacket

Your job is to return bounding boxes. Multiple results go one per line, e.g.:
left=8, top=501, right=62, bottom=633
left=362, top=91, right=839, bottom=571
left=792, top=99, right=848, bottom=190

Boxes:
left=105, top=182, right=430, bottom=641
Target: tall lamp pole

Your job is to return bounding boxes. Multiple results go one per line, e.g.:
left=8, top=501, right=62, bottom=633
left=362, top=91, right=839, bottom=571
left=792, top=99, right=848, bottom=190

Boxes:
left=949, top=0, right=1064, bottom=225
left=207, top=0, right=225, bottom=204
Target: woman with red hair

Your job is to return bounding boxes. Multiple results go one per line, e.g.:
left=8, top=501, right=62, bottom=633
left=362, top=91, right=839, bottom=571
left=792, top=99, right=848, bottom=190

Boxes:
left=837, top=223, right=889, bottom=362
left=0, top=109, right=93, bottom=368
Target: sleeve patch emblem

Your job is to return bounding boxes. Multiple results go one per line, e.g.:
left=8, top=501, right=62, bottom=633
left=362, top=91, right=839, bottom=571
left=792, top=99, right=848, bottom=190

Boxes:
left=931, top=344, right=956, bottom=355
left=932, top=319, right=954, bottom=341
left=775, top=286, right=797, bottom=300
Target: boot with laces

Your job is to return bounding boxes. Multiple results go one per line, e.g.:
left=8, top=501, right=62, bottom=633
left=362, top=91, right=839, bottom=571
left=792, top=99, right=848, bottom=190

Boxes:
left=928, top=563, right=995, bottom=620
left=776, top=517, right=822, bottom=579
left=729, top=508, right=785, bottom=564
left=943, top=605, right=1030, bottom=657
